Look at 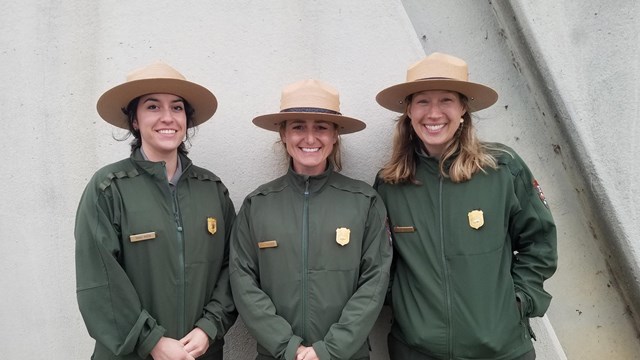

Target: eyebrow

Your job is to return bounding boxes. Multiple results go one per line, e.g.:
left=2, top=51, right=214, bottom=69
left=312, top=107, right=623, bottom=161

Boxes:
left=288, top=120, right=332, bottom=126
left=142, top=96, right=185, bottom=104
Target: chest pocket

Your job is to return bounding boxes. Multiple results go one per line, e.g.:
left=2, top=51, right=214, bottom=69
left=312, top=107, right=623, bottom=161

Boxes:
left=308, top=227, right=363, bottom=271
left=445, top=208, right=506, bottom=256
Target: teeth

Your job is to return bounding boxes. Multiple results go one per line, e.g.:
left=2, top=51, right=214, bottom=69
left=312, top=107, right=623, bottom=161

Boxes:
left=301, top=148, right=320, bottom=153
left=158, top=129, right=176, bottom=134
left=425, top=124, right=445, bottom=131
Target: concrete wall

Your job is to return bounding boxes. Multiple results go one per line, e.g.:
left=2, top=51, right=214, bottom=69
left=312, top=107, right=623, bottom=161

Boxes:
left=0, top=0, right=637, bottom=358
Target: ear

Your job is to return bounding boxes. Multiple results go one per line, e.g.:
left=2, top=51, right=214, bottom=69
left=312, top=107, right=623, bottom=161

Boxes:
left=132, top=118, right=139, bottom=131
left=279, top=128, right=286, bottom=144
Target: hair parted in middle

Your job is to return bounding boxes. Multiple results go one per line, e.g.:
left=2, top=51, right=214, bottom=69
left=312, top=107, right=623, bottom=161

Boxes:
left=378, top=93, right=505, bottom=184
left=278, top=121, right=343, bottom=172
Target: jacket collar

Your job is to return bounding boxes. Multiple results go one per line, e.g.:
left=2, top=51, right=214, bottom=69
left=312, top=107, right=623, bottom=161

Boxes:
left=130, top=148, right=192, bottom=181
left=285, top=162, right=333, bottom=194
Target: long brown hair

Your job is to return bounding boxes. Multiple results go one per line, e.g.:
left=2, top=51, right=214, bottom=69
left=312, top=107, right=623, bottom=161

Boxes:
left=379, top=93, right=501, bottom=184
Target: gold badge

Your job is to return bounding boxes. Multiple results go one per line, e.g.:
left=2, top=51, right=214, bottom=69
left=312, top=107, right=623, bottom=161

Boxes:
left=336, top=227, right=350, bottom=246
left=207, top=217, right=217, bottom=235
left=468, top=210, right=484, bottom=230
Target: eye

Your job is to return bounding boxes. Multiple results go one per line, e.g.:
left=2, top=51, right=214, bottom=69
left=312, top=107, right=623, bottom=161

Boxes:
left=173, top=104, right=184, bottom=111
left=146, top=104, right=159, bottom=110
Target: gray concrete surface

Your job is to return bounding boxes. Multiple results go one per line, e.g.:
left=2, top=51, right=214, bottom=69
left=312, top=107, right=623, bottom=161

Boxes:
left=0, top=0, right=638, bottom=358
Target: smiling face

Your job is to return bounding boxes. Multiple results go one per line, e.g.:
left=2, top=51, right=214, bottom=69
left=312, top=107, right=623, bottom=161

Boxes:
left=408, top=90, right=467, bottom=158
left=280, top=119, right=338, bottom=176
left=133, top=93, right=187, bottom=161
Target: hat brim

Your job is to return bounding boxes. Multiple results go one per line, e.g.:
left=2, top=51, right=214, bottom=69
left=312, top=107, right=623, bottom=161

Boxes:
left=376, top=79, right=498, bottom=113
left=96, top=78, right=217, bottom=129
left=252, top=112, right=366, bottom=134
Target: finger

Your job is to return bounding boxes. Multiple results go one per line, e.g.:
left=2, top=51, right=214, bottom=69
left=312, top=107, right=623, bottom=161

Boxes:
left=188, top=349, right=201, bottom=358
left=183, top=342, right=195, bottom=353
left=179, top=336, right=190, bottom=346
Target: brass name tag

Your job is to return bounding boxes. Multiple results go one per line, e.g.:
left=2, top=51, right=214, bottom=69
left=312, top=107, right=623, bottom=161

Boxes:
left=129, top=232, right=156, bottom=242
left=393, top=226, right=416, bottom=233
left=258, top=240, right=278, bottom=249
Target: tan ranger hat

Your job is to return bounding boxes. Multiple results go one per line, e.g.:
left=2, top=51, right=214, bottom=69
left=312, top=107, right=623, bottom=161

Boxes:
left=97, top=61, right=217, bottom=129
left=376, top=52, right=498, bottom=113
left=253, top=79, right=366, bottom=134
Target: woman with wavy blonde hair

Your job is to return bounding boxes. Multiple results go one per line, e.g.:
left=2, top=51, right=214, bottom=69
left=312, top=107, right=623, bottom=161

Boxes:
left=374, top=53, right=557, bottom=360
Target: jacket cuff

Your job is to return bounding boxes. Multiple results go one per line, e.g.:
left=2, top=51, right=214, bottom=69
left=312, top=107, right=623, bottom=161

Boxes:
left=284, top=335, right=304, bottom=360
left=136, top=323, right=165, bottom=359
left=195, top=317, right=219, bottom=341
left=515, top=290, right=533, bottom=318
left=312, top=340, right=331, bottom=360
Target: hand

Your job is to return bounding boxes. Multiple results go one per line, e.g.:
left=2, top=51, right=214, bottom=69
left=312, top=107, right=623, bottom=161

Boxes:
left=150, top=337, right=194, bottom=360
left=180, top=327, right=210, bottom=358
left=296, top=345, right=319, bottom=360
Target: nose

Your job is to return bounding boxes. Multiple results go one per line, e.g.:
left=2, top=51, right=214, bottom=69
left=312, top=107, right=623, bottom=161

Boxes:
left=425, top=104, right=441, bottom=119
left=160, top=106, right=174, bottom=122
left=304, top=128, right=315, bottom=143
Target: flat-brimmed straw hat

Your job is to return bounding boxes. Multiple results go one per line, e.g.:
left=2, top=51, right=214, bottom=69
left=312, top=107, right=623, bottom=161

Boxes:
left=376, top=52, right=498, bottom=113
left=97, top=61, right=217, bottom=129
left=252, top=79, right=366, bottom=134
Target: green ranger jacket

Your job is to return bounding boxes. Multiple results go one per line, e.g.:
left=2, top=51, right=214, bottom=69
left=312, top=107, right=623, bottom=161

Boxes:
left=374, top=145, right=557, bottom=360
left=75, top=149, right=237, bottom=359
left=230, top=167, right=392, bottom=360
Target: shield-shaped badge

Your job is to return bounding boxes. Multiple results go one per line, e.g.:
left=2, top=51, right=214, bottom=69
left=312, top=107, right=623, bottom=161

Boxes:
left=207, top=217, right=217, bottom=235
left=336, top=227, right=350, bottom=246
left=467, top=210, right=484, bottom=230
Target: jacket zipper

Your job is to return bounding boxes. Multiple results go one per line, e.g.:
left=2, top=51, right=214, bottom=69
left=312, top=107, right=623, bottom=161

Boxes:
left=301, top=178, right=310, bottom=341
left=165, top=162, right=186, bottom=335
left=438, top=176, right=453, bottom=359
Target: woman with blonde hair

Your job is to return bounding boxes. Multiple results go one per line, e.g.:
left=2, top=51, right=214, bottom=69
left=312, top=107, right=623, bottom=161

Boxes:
left=231, top=79, right=392, bottom=360
left=374, top=53, right=557, bottom=360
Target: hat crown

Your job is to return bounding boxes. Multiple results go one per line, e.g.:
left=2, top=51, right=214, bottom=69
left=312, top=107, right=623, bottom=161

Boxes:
left=126, top=61, right=186, bottom=82
left=406, top=52, right=469, bottom=82
left=280, top=79, right=341, bottom=113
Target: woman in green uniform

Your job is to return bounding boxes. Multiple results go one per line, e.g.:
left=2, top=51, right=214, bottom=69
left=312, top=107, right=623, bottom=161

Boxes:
left=75, top=62, right=236, bottom=360
left=374, top=53, right=557, bottom=360
left=230, top=79, right=392, bottom=360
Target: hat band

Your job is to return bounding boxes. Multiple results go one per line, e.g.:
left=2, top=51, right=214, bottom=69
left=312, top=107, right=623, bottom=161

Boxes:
left=281, top=107, right=342, bottom=115
left=417, top=76, right=456, bottom=81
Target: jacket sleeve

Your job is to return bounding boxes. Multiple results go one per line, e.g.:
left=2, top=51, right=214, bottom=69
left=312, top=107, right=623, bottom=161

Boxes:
left=312, top=195, right=393, bottom=360
left=229, top=199, right=304, bottom=360
left=508, top=153, right=558, bottom=318
left=75, top=178, right=164, bottom=358
left=195, top=183, right=238, bottom=341
left=372, top=175, right=395, bottom=307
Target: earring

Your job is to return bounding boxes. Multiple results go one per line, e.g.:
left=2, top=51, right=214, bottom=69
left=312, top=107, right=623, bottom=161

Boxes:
left=460, top=118, right=464, bottom=123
